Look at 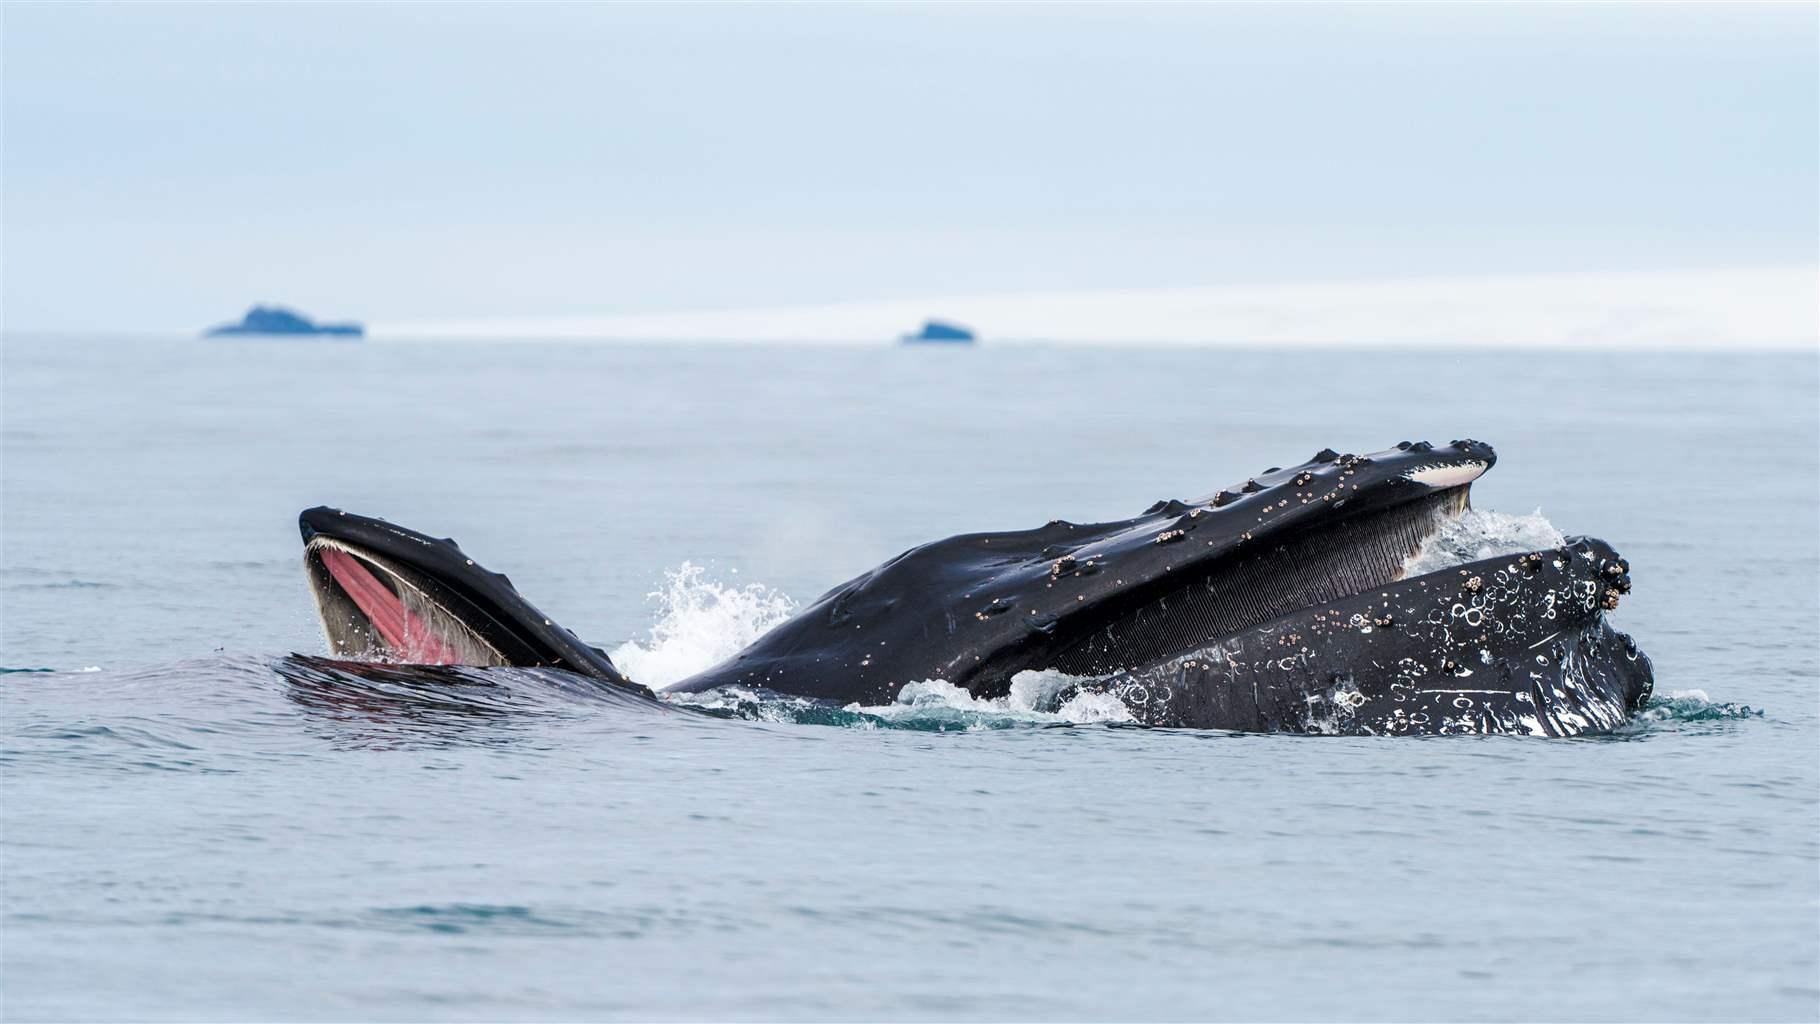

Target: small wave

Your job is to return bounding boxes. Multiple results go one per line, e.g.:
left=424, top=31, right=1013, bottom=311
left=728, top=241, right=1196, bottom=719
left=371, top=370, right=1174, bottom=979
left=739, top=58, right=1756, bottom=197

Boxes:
left=275, top=655, right=663, bottom=720
left=1403, top=506, right=1565, bottom=577
left=1595, top=689, right=1760, bottom=739
left=2, top=664, right=103, bottom=676
left=1635, top=689, right=1760, bottom=724
left=366, top=903, right=578, bottom=935
left=609, top=563, right=797, bottom=687
left=662, top=686, right=888, bottom=728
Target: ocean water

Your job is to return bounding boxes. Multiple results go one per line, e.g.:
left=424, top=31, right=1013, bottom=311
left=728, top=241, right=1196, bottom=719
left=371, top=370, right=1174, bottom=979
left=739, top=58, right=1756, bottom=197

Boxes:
left=2, top=334, right=1816, bottom=1021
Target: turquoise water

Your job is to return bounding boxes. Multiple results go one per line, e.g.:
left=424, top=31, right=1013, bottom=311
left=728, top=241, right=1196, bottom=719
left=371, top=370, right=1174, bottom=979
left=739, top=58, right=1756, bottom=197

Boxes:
left=3, top=336, right=1816, bottom=1020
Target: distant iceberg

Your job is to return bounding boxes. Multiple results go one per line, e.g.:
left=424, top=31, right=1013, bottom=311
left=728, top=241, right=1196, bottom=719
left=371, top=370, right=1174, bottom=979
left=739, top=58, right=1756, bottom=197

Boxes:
left=205, top=305, right=363, bottom=338
left=900, top=319, right=975, bottom=344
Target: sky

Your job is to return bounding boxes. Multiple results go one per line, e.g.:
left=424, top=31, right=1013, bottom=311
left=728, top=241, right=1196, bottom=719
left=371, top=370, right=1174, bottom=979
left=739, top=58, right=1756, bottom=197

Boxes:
left=2, top=2, right=1816, bottom=336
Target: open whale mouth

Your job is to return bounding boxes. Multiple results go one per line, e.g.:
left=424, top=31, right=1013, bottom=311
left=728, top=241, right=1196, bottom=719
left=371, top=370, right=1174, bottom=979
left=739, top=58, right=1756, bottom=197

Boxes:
left=298, top=507, right=637, bottom=688
left=305, top=537, right=509, bottom=666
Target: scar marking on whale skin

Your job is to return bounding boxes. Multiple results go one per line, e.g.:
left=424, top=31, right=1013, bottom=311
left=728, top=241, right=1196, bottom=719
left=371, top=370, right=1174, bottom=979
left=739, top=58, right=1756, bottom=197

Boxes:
left=1527, top=630, right=1563, bottom=650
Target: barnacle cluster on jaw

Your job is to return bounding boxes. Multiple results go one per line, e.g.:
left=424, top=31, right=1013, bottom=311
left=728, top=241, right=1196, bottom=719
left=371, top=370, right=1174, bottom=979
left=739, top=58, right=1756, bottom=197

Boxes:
left=1599, top=559, right=1633, bottom=597
left=975, top=597, right=1013, bottom=620
left=1044, top=554, right=1102, bottom=581
left=1155, top=529, right=1187, bottom=544
left=1561, top=544, right=1634, bottom=611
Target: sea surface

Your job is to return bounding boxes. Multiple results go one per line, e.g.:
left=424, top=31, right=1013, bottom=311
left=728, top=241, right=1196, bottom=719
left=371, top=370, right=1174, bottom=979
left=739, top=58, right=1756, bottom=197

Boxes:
left=2, top=334, right=1816, bottom=1022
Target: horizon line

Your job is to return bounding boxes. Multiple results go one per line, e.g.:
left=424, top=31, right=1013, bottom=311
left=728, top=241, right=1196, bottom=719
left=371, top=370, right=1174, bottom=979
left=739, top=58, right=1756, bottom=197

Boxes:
left=372, top=264, right=1819, bottom=349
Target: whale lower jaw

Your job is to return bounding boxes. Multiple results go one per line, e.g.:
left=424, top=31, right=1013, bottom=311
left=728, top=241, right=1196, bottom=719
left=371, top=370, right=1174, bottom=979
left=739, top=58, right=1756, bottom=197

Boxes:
left=1077, top=537, right=1648, bottom=736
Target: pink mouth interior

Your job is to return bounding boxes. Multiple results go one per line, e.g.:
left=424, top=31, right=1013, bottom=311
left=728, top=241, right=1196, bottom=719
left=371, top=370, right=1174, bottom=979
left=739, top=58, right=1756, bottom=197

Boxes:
left=318, top=546, right=463, bottom=664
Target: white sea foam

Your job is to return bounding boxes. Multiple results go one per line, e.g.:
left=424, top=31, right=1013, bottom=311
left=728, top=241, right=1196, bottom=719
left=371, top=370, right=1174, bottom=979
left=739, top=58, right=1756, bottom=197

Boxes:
left=1402, top=506, right=1566, bottom=578
left=1626, top=688, right=1759, bottom=727
left=607, top=562, right=797, bottom=688
left=850, top=672, right=1133, bottom=728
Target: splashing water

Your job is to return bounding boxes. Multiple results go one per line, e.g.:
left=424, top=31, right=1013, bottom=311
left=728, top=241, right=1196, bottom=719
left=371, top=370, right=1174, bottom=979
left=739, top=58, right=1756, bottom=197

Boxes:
left=607, top=563, right=797, bottom=687
left=665, top=671, right=1132, bottom=731
left=1402, top=506, right=1566, bottom=578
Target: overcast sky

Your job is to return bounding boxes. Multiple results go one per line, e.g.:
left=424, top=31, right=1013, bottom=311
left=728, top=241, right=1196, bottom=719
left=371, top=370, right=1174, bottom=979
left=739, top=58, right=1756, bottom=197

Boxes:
left=3, top=2, right=1815, bottom=332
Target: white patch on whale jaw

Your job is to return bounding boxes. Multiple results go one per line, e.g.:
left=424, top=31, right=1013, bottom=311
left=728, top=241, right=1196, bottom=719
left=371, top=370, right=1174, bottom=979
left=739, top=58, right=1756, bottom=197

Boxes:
left=1403, top=460, right=1490, bottom=489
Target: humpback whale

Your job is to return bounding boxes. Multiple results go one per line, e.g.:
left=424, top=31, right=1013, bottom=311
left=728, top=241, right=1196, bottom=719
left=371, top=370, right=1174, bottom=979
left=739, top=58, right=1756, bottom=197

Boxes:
left=296, top=439, right=1654, bottom=736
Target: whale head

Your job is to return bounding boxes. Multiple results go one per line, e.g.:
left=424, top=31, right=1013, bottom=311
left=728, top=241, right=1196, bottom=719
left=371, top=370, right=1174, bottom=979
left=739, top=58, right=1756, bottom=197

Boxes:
left=669, top=439, right=1514, bottom=702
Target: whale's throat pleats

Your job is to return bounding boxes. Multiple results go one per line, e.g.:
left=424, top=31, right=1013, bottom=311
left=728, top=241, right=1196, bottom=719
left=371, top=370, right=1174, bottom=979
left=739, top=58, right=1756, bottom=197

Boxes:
left=1043, top=487, right=1469, bottom=677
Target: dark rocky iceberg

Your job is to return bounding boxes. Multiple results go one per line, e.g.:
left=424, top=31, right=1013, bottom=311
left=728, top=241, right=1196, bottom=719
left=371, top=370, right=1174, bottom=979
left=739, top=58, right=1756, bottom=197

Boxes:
left=205, top=305, right=363, bottom=338
left=901, top=319, right=975, bottom=344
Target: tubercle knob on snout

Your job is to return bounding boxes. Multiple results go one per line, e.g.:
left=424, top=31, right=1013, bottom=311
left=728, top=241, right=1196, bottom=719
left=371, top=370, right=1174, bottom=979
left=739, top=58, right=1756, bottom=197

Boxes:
left=1447, top=438, right=1497, bottom=463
